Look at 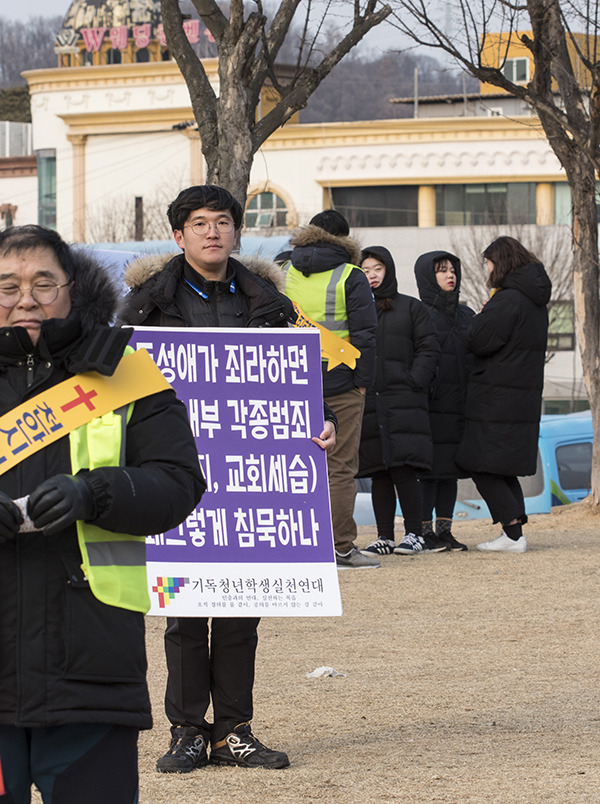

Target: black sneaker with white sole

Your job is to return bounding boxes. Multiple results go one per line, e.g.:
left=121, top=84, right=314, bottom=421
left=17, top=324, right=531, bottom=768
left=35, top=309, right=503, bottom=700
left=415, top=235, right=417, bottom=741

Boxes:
left=156, top=726, right=208, bottom=773
left=210, top=723, right=290, bottom=768
left=441, top=533, right=468, bottom=551
left=360, top=538, right=396, bottom=556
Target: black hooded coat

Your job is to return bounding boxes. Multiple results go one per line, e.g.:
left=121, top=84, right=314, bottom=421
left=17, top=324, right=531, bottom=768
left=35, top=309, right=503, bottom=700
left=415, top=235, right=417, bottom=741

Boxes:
left=456, top=262, right=552, bottom=477
left=357, top=247, right=440, bottom=476
left=414, top=251, right=475, bottom=478
left=0, top=250, right=205, bottom=729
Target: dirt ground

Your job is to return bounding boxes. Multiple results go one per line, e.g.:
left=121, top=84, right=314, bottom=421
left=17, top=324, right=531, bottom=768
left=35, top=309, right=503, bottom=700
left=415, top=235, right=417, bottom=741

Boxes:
left=136, top=503, right=599, bottom=802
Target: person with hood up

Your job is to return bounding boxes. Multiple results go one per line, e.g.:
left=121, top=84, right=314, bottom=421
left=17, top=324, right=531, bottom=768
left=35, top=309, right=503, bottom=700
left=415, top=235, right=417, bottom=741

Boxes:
left=357, top=246, right=440, bottom=556
left=414, top=250, right=475, bottom=551
left=456, top=236, right=551, bottom=553
left=284, top=210, right=378, bottom=569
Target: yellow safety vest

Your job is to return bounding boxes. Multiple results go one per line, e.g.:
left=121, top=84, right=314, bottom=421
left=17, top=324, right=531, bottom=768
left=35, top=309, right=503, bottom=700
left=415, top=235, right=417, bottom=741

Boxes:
left=68, top=347, right=150, bottom=614
left=285, top=262, right=356, bottom=343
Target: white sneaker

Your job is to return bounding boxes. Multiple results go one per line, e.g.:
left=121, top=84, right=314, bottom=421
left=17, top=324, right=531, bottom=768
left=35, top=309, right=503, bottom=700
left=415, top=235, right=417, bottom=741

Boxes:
left=476, top=532, right=527, bottom=553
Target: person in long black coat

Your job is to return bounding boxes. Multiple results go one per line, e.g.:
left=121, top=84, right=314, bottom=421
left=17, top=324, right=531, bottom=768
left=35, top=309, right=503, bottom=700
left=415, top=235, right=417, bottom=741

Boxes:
left=357, top=246, right=440, bottom=556
left=414, top=250, right=475, bottom=551
left=456, top=236, right=551, bottom=553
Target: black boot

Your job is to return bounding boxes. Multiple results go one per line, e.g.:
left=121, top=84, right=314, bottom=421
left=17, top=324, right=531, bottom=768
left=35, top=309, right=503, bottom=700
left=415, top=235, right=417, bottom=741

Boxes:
left=436, top=518, right=468, bottom=551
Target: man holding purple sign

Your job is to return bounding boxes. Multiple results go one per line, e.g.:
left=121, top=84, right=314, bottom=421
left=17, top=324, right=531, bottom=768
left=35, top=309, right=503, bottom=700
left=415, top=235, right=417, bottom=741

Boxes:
left=118, top=186, right=337, bottom=773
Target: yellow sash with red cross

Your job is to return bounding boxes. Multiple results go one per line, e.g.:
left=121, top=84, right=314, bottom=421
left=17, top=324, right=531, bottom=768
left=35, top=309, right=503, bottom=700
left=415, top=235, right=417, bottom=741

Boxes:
left=0, top=349, right=170, bottom=476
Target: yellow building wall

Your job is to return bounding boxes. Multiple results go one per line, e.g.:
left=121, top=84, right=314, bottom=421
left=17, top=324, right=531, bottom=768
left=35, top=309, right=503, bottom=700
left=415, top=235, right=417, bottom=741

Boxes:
left=257, top=87, right=300, bottom=124
left=479, top=30, right=596, bottom=94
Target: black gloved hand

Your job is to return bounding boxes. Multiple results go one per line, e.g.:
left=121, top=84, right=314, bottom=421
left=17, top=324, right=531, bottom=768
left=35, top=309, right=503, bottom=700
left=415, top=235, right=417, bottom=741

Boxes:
left=28, top=474, right=97, bottom=537
left=0, top=491, right=23, bottom=542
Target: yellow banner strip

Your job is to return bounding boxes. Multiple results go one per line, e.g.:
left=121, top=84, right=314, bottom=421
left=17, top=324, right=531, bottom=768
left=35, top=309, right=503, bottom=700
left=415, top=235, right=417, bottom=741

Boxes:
left=0, top=349, right=170, bottom=477
left=292, top=302, right=361, bottom=371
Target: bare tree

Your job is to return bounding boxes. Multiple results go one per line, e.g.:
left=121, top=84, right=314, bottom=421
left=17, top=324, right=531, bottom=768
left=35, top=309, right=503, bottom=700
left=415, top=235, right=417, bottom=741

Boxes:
left=87, top=180, right=187, bottom=243
left=387, top=0, right=600, bottom=504
left=87, top=196, right=138, bottom=244
left=160, top=0, right=392, bottom=205
left=0, top=16, right=63, bottom=88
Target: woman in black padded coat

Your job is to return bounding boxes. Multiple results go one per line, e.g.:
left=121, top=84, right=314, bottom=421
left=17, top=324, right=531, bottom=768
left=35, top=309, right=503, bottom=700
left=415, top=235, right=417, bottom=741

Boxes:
left=414, top=250, right=475, bottom=551
left=456, top=236, right=551, bottom=553
left=357, top=246, right=440, bottom=557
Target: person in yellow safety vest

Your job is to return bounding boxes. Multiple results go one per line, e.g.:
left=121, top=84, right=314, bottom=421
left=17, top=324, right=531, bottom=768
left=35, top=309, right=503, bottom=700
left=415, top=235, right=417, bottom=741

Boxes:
left=0, top=225, right=205, bottom=804
left=284, top=210, right=379, bottom=570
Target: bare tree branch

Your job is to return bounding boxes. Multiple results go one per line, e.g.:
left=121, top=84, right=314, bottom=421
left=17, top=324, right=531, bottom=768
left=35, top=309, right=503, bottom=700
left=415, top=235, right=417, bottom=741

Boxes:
left=161, top=0, right=219, bottom=159
left=190, top=0, right=229, bottom=43
left=163, top=0, right=392, bottom=201
left=253, top=3, right=392, bottom=146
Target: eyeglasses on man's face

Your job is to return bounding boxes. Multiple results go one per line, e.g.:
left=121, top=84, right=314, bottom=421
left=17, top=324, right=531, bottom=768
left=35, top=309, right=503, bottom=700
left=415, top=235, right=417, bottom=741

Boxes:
left=184, top=220, right=235, bottom=236
left=0, top=281, right=72, bottom=309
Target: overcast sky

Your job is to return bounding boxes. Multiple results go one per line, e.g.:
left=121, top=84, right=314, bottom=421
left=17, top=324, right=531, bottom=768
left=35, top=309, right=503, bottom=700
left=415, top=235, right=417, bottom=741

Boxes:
left=2, top=0, right=65, bottom=20
left=2, top=1, right=404, bottom=49
left=1, top=0, right=449, bottom=62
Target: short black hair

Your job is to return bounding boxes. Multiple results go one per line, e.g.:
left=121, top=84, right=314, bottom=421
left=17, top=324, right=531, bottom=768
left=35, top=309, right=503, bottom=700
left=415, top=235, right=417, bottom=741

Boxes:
left=0, top=225, right=76, bottom=279
left=167, top=185, right=244, bottom=232
left=309, top=210, right=350, bottom=237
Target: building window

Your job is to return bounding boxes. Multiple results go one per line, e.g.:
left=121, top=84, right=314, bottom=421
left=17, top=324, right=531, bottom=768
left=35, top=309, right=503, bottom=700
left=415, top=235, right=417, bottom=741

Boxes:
left=106, top=48, right=122, bottom=64
left=136, top=48, right=150, bottom=62
left=37, top=149, right=56, bottom=230
left=503, top=57, right=529, bottom=84
left=436, top=183, right=536, bottom=225
left=245, top=192, right=288, bottom=229
left=330, top=185, right=418, bottom=227
left=547, top=301, right=575, bottom=351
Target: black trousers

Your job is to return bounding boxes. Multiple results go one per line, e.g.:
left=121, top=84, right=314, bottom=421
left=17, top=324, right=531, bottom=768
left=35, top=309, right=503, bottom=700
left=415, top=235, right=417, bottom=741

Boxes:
left=470, top=473, right=526, bottom=526
left=420, top=478, right=458, bottom=521
left=0, top=724, right=138, bottom=804
left=164, top=617, right=260, bottom=744
left=371, top=466, right=422, bottom=538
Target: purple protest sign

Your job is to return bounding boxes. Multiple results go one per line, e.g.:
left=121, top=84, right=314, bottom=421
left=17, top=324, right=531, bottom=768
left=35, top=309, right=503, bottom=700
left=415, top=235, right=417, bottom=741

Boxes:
left=133, top=327, right=342, bottom=617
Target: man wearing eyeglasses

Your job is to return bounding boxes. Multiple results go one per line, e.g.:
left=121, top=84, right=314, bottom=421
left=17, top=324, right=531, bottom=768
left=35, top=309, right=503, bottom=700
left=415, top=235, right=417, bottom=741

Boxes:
left=0, top=225, right=205, bottom=803
left=119, top=185, right=336, bottom=774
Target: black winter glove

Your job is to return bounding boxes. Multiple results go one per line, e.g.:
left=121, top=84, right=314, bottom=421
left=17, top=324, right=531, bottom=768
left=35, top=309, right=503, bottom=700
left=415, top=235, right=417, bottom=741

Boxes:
left=0, top=491, right=23, bottom=542
left=28, top=474, right=97, bottom=537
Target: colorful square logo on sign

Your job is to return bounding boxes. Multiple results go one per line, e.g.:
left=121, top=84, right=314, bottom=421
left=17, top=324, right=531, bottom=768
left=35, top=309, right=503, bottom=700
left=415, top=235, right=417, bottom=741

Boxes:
left=152, top=576, right=190, bottom=608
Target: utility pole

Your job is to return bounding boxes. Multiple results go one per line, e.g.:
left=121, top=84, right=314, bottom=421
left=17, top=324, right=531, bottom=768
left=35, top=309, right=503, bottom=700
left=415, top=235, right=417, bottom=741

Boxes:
left=135, top=196, right=144, bottom=241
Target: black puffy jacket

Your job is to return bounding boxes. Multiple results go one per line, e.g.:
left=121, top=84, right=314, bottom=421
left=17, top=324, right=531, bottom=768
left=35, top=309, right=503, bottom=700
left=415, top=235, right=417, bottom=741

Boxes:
left=456, top=262, right=551, bottom=477
left=357, top=247, right=439, bottom=476
left=117, top=251, right=296, bottom=329
left=414, top=251, right=475, bottom=478
left=0, top=252, right=205, bottom=729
